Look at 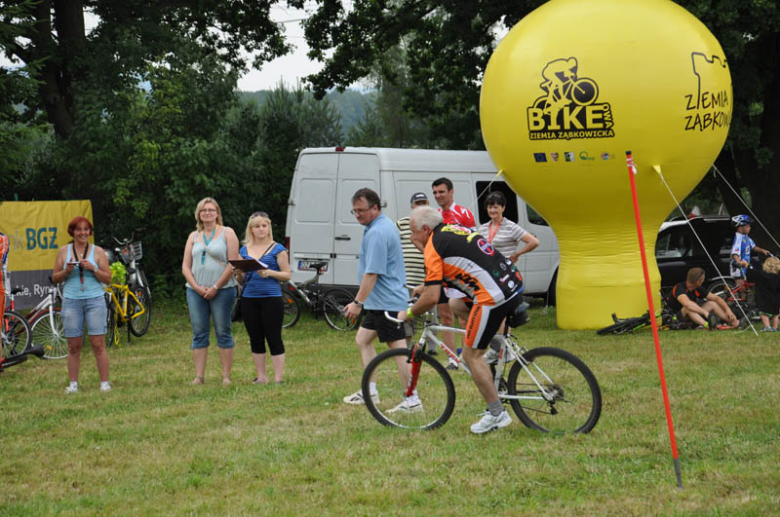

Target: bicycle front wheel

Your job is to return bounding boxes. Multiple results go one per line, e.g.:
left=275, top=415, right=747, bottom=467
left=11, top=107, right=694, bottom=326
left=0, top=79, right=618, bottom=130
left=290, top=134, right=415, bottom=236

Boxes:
left=362, top=348, right=455, bottom=430
left=507, top=347, right=602, bottom=434
left=31, top=308, right=67, bottom=359
left=323, top=288, right=359, bottom=331
left=129, top=286, right=152, bottom=337
left=282, top=291, right=301, bottom=329
left=2, top=310, right=32, bottom=358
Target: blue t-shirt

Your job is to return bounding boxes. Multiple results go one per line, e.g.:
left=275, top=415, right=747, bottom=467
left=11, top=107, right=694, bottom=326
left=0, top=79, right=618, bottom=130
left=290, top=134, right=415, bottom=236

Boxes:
left=240, top=243, right=287, bottom=298
left=730, top=233, right=756, bottom=277
left=358, top=214, right=407, bottom=311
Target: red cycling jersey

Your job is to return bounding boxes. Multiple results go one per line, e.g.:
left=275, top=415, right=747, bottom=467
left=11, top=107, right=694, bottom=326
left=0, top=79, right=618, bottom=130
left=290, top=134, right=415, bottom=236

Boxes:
left=438, top=203, right=476, bottom=229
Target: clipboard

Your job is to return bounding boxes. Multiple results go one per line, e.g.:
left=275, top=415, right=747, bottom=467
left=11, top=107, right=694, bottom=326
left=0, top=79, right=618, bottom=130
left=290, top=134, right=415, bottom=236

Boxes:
left=229, top=259, right=269, bottom=272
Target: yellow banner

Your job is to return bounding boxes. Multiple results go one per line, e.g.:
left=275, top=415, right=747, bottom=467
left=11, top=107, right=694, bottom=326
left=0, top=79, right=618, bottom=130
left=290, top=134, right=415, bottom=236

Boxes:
left=0, top=200, right=93, bottom=272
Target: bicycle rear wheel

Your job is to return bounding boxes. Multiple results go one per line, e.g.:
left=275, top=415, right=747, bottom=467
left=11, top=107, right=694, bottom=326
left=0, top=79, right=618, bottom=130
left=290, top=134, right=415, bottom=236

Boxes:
left=362, top=347, right=455, bottom=430
left=2, top=310, right=32, bottom=358
left=507, top=347, right=601, bottom=434
left=129, top=286, right=152, bottom=337
left=282, top=291, right=301, bottom=328
left=31, top=308, right=68, bottom=360
left=323, top=288, right=359, bottom=331
left=105, top=303, right=118, bottom=347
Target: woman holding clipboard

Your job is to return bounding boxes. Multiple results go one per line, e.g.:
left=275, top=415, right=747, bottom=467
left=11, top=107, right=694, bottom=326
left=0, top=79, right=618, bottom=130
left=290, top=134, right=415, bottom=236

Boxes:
left=233, top=211, right=290, bottom=384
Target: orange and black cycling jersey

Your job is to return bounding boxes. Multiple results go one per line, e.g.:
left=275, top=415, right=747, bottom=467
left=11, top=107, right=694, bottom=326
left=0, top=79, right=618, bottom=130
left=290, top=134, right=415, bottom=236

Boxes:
left=423, top=223, right=522, bottom=306
left=667, top=281, right=710, bottom=312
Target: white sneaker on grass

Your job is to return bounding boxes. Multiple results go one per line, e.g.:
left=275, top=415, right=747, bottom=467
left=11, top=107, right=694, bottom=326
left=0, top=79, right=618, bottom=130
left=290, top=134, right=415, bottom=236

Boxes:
left=470, top=410, right=512, bottom=434
left=100, top=382, right=112, bottom=392
left=343, top=390, right=379, bottom=405
left=65, top=383, right=78, bottom=394
left=387, top=398, right=423, bottom=414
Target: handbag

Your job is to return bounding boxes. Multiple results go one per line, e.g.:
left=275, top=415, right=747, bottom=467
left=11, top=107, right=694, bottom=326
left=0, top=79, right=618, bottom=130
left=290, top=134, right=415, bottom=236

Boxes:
left=230, top=241, right=276, bottom=323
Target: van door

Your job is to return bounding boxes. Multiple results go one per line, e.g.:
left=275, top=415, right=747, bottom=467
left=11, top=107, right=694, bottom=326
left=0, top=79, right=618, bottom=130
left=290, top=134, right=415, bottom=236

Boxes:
left=289, top=153, right=339, bottom=284
left=521, top=203, right=558, bottom=293
left=332, top=153, right=380, bottom=286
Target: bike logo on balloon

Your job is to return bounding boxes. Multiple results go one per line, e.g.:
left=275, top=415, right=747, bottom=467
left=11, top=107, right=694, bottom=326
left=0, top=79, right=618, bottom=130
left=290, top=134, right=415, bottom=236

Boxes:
left=527, top=57, right=615, bottom=141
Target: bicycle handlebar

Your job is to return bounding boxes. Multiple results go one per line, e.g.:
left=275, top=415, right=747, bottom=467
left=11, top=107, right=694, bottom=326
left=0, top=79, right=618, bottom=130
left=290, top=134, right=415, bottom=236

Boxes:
left=384, top=311, right=403, bottom=324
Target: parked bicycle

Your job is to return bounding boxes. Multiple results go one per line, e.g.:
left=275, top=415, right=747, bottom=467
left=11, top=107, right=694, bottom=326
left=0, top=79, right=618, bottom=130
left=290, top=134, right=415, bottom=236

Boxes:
left=26, top=282, right=67, bottom=360
left=362, top=301, right=602, bottom=432
left=2, top=303, right=31, bottom=358
left=104, top=234, right=152, bottom=329
left=281, top=262, right=358, bottom=331
left=104, top=280, right=149, bottom=347
left=0, top=344, right=44, bottom=373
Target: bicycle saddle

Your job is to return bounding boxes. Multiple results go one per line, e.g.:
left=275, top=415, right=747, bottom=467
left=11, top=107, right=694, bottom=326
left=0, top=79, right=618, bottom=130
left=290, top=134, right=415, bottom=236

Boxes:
left=507, top=301, right=530, bottom=328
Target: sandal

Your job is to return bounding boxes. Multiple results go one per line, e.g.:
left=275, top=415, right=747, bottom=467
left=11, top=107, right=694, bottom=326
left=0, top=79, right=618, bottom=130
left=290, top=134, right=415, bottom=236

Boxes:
left=222, top=378, right=232, bottom=385
left=191, top=376, right=204, bottom=385
left=252, top=377, right=268, bottom=385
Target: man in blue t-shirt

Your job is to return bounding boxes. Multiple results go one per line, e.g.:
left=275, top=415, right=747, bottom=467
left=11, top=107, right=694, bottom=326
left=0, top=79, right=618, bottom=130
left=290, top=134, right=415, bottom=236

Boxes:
left=343, top=188, right=420, bottom=413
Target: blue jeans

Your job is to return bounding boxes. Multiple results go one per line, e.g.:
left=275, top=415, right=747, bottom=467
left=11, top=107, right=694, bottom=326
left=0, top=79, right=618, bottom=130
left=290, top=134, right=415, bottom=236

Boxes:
left=186, top=287, right=236, bottom=349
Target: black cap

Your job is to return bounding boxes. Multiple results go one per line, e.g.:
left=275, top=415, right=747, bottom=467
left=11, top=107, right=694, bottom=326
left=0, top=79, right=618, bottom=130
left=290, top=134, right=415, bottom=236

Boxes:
left=410, top=192, right=428, bottom=205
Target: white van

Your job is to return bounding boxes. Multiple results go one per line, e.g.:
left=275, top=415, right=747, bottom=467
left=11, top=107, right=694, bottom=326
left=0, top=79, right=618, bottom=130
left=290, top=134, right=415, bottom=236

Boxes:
left=284, top=147, right=560, bottom=302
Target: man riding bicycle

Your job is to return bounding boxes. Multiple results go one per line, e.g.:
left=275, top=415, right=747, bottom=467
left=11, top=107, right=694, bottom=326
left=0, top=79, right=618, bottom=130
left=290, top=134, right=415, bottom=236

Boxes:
left=397, top=206, right=523, bottom=434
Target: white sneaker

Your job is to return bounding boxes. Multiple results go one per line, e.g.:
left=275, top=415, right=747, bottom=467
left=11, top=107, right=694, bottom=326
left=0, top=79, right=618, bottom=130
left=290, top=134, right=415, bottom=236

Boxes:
left=343, top=390, right=379, bottom=405
left=387, top=398, right=423, bottom=414
left=65, top=383, right=78, bottom=394
left=470, top=410, right=512, bottom=434
left=100, top=382, right=112, bottom=392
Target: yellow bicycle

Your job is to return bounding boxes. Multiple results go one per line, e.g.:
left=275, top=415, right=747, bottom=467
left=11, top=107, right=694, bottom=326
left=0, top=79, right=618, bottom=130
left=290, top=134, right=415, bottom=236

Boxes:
left=104, top=282, right=150, bottom=347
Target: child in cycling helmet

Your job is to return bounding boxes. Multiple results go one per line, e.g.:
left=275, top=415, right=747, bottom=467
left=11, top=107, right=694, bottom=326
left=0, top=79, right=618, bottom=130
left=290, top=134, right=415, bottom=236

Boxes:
left=746, top=256, right=780, bottom=332
left=730, top=215, right=771, bottom=286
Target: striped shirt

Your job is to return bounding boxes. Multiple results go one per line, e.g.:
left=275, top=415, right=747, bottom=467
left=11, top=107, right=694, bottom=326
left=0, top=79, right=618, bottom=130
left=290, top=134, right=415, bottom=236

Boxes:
left=478, top=218, right=528, bottom=259
left=396, top=217, right=426, bottom=287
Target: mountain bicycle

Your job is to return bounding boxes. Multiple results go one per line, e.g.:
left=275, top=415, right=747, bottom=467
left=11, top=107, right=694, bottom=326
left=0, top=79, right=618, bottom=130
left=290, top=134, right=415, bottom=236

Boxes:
left=281, top=262, right=358, bottom=331
left=104, top=281, right=148, bottom=347
left=26, top=282, right=67, bottom=360
left=362, top=301, right=602, bottom=432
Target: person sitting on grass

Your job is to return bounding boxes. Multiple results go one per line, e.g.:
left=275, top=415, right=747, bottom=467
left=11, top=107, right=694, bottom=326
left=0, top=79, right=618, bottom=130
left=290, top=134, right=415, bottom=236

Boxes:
left=667, top=267, right=738, bottom=330
left=746, top=256, right=780, bottom=332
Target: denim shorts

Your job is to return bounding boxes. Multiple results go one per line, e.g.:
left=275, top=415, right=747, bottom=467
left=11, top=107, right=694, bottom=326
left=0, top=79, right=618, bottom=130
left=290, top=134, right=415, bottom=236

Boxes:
left=186, top=287, right=236, bottom=349
left=61, top=296, right=108, bottom=337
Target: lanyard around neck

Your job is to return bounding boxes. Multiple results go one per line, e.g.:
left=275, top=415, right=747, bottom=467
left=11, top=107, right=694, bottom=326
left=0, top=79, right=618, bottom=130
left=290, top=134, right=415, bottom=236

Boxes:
left=487, top=219, right=502, bottom=243
left=74, top=243, right=89, bottom=288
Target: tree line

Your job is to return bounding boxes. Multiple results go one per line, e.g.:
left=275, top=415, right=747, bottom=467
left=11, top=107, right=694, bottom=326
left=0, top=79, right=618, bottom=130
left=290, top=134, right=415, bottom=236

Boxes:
left=2, top=1, right=778, bottom=298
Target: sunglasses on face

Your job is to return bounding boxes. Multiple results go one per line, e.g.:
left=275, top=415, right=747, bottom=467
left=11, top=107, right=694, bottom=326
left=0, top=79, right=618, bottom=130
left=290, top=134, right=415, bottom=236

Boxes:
left=252, top=211, right=269, bottom=218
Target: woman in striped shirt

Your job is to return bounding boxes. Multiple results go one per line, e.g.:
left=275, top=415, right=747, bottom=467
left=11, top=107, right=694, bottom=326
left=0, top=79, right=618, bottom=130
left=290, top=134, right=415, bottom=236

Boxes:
left=478, top=191, right=539, bottom=263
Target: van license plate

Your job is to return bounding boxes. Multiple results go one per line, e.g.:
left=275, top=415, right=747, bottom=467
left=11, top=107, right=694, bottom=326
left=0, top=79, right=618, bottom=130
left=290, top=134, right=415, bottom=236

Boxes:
left=298, top=261, right=327, bottom=272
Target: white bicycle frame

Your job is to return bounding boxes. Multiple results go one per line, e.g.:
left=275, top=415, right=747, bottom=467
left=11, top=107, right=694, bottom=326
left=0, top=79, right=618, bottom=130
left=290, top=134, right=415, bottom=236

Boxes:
left=29, top=285, right=63, bottom=338
left=386, top=311, right=558, bottom=404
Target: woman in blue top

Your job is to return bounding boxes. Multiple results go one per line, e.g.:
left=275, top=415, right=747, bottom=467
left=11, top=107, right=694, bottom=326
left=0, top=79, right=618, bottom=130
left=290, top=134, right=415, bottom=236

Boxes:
left=51, top=216, right=112, bottom=394
left=182, top=197, right=239, bottom=385
left=234, top=212, right=291, bottom=384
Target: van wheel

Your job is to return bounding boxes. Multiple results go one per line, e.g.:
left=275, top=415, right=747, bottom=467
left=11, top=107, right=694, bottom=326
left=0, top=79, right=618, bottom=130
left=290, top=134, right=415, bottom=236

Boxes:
left=546, top=270, right=558, bottom=307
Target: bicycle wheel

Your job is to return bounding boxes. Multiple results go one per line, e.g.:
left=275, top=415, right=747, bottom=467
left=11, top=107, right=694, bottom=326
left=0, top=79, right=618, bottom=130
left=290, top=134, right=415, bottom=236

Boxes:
left=2, top=310, right=32, bottom=358
left=282, top=291, right=301, bottom=329
left=596, top=315, right=648, bottom=335
left=323, top=288, right=359, bottom=331
left=30, top=308, right=68, bottom=360
left=105, top=303, right=118, bottom=347
left=362, top=347, right=456, bottom=430
left=507, top=347, right=601, bottom=434
left=707, top=278, right=741, bottom=304
left=128, top=286, right=152, bottom=337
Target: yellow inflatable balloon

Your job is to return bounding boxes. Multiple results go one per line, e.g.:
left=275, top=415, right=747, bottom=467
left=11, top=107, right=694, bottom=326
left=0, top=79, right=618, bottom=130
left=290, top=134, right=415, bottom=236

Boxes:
left=480, top=0, right=732, bottom=329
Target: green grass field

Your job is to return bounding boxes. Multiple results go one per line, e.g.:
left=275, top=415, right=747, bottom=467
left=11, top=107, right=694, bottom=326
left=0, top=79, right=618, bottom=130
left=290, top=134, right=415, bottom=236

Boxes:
left=2, top=300, right=778, bottom=515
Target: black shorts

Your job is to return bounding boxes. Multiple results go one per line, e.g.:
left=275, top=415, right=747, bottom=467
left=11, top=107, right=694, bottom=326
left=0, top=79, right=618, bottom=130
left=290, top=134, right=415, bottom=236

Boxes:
left=360, top=309, right=407, bottom=343
left=465, top=295, right=521, bottom=350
